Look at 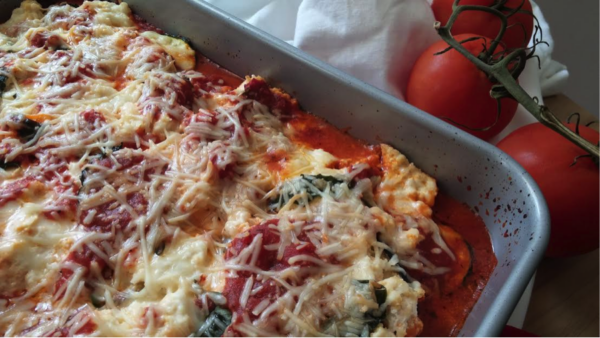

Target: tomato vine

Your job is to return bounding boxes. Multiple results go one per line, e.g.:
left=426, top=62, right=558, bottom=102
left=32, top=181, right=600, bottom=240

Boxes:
left=434, top=0, right=599, bottom=161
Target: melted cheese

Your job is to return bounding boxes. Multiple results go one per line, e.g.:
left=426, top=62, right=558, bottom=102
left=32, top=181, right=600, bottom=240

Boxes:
left=376, top=144, right=438, bottom=218
left=0, top=1, right=456, bottom=337
left=130, top=235, right=208, bottom=293
left=140, top=31, right=196, bottom=70
left=0, top=202, right=64, bottom=294
left=86, top=1, right=134, bottom=28
left=96, top=286, right=203, bottom=337
left=379, top=276, right=424, bottom=337
left=0, top=0, right=43, bottom=37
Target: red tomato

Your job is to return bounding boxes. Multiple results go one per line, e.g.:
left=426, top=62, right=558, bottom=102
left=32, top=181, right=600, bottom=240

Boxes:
left=431, top=0, right=534, bottom=50
left=501, top=325, right=539, bottom=337
left=497, top=123, right=599, bottom=257
left=406, top=33, right=518, bottom=140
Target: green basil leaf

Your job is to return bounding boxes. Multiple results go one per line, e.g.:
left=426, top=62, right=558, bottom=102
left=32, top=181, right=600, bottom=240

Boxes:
left=195, top=306, right=232, bottom=337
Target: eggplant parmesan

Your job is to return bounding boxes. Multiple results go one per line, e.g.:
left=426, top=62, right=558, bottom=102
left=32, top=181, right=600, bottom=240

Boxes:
left=0, top=1, right=496, bottom=336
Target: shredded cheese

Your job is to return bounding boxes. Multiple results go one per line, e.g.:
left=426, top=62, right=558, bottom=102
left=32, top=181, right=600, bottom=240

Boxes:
left=0, top=1, right=457, bottom=337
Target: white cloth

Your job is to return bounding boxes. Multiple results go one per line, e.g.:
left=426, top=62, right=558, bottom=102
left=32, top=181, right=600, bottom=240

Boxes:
left=205, top=0, right=568, bottom=143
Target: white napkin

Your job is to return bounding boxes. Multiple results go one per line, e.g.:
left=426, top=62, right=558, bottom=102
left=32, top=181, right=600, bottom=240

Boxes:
left=205, top=0, right=568, bottom=142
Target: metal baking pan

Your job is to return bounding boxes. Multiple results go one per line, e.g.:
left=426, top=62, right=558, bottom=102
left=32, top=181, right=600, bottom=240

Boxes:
left=0, top=0, right=550, bottom=336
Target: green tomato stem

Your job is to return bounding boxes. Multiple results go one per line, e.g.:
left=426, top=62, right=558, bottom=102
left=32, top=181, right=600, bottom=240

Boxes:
left=435, top=3, right=599, bottom=160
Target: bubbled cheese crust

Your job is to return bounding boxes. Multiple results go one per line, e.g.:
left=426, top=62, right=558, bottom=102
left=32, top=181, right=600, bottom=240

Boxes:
left=376, top=144, right=438, bottom=218
left=140, top=31, right=196, bottom=71
left=0, top=1, right=454, bottom=337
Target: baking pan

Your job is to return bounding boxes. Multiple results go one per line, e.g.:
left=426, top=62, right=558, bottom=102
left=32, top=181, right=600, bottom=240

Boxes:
left=0, top=0, right=550, bottom=336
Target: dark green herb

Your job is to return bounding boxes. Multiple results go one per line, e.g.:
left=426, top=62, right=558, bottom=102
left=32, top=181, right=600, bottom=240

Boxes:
left=376, top=232, right=413, bottom=283
left=306, top=174, right=344, bottom=185
left=90, top=294, right=105, bottom=308
left=323, top=314, right=384, bottom=337
left=0, top=75, right=7, bottom=95
left=154, top=241, right=166, bottom=256
left=98, top=142, right=123, bottom=158
left=360, top=324, right=371, bottom=337
left=352, top=280, right=387, bottom=309
left=0, top=161, right=19, bottom=170
left=133, top=282, right=145, bottom=292
left=80, top=168, right=88, bottom=186
left=268, top=174, right=345, bottom=211
left=372, top=282, right=387, bottom=307
left=195, top=307, right=232, bottom=337
left=322, top=279, right=388, bottom=337
left=464, top=242, right=475, bottom=283
left=112, top=142, right=124, bottom=152
left=51, top=45, right=70, bottom=51
left=12, top=116, right=41, bottom=143
left=165, top=33, right=192, bottom=46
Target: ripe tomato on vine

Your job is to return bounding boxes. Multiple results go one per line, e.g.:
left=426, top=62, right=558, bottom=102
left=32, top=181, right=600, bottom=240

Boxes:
left=431, top=0, right=534, bottom=50
left=498, top=121, right=599, bottom=257
left=406, top=34, right=518, bottom=140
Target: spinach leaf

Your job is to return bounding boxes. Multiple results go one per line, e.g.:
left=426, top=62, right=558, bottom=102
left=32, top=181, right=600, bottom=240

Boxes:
left=323, top=280, right=388, bottom=337
left=90, top=294, right=105, bottom=308
left=80, top=168, right=88, bottom=186
left=112, top=142, right=124, bottom=152
left=268, top=174, right=345, bottom=211
left=372, top=282, right=387, bottom=307
left=9, top=115, right=42, bottom=143
left=376, top=232, right=413, bottom=283
left=154, top=241, right=166, bottom=256
left=0, top=161, right=19, bottom=170
left=195, top=306, right=232, bottom=337
left=0, top=75, right=7, bottom=95
left=165, top=33, right=192, bottom=46
left=17, top=118, right=41, bottom=142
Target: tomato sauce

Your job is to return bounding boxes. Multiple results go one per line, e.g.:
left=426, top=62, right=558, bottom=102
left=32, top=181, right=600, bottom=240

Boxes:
left=195, top=56, right=243, bottom=88
left=116, top=14, right=497, bottom=336
left=286, top=111, right=382, bottom=173
left=194, top=51, right=496, bottom=336
left=55, top=245, right=107, bottom=300
left=190, top=57, right=380, bottom=172
left=223, top=220, right=329, bottom=334
left=0, top=176, right=36, bottom=207
left=418, top=194, right=497, bottom=336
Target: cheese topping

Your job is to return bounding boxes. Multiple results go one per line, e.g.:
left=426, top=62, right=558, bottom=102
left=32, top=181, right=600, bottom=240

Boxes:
left=0, top=1, right=457, bottom=337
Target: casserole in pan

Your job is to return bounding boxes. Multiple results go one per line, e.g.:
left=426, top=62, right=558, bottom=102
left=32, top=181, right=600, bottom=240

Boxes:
left=0, top=0, right=549, bottom=336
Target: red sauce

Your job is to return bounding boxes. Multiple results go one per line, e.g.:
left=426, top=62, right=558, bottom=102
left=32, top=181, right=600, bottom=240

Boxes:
left=195, top=56, right=243, bottom=88
left=223, top=220, right=327, bottom=334
left=286, top=111, right=381, bottom=172
left=198, top=54, right=495, bottom=336
left=46, top=319, right=96, bottom=337
left=80, top=110, right=106, bottom=125
left=43, top=183, right=78, bottom=220
left=264, top=148, right=287, bottom=172
left=55, top=245, right=107, bottom=299
left=6, top=3, right=494, bottom=336
left=0, top=176, right=36, bottom=207
left=14, top=8, right=496, bottom=332
left=417, top=194, right=497, bottom=336
left=79, top=192, right=147, bottom=232
left=410, top=223, right=472, bottom=298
